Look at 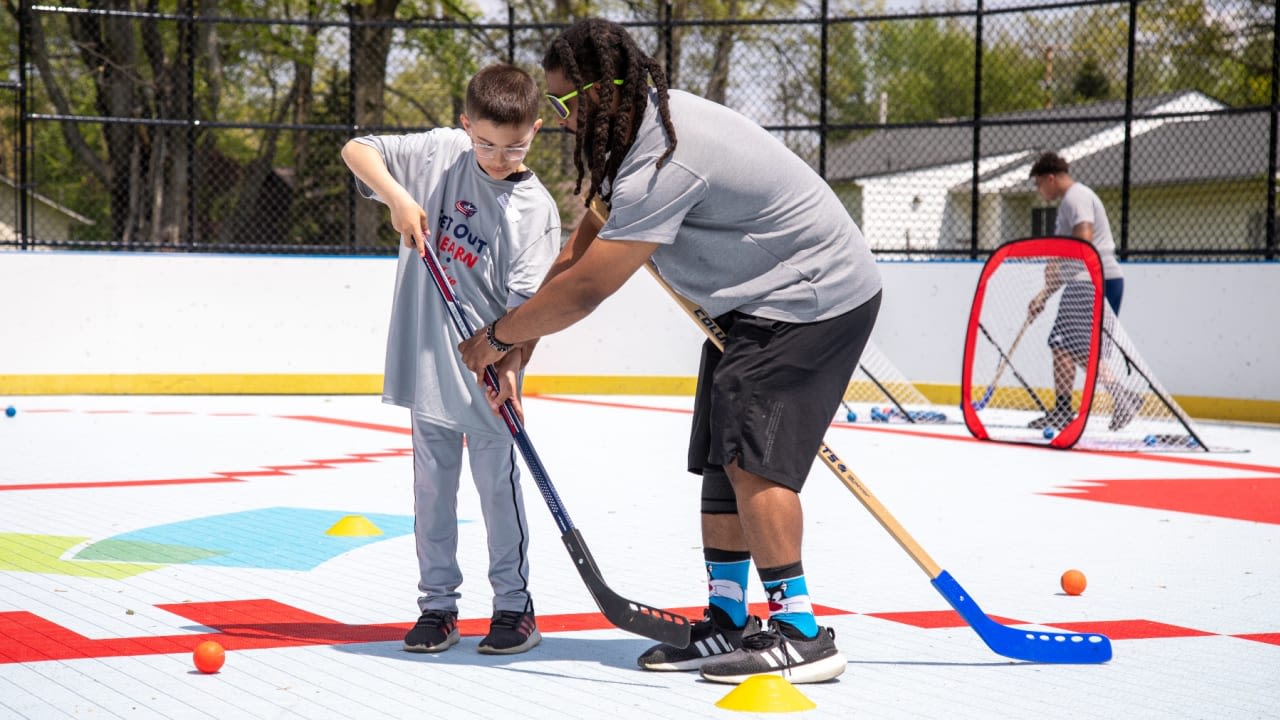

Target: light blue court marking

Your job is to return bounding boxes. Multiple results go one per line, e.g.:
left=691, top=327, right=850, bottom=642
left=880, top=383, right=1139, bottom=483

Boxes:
left=73, top=507, right=430, bottom=570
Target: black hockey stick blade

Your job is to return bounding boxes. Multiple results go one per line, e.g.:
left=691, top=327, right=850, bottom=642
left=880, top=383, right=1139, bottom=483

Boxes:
left=561, top=528, right=692, bottom=648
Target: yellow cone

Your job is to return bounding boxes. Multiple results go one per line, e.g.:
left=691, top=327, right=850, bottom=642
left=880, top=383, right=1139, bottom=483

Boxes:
left=325, top=515, right=383, bottom=537
left=714, top=674, right=817, bottom=713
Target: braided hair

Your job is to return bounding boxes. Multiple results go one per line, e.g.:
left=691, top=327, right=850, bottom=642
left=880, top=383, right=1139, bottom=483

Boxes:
left=542, top=18, right=677, bottom=209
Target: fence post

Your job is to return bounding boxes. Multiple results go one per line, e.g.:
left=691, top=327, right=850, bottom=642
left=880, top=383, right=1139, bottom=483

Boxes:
left=185, top=0, right=196, bottom=247
left=1266, top=1, right=1278, bottom=260
left=17, top=0, right=30, bottom=250
left=818, top=0, right=828, bottom=179
left=346, top=4, right=358, bottom=251
left=506, top=3, right=515, bottom=65
left=969, top=0, right=983, bottom=259
left=1119, top=0, right=1137, bottom=260
left=663, top=0, right=674, bottom=78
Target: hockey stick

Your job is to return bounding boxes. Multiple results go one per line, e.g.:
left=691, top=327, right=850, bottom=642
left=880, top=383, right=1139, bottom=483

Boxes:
left=643, top=260, right=1112, bottom=663
left=973, top=317, right=1034, bottom=411
left=976, top=321, right=1050, bottom=414
left=859, top=364, right=919, bottom=424
left=1101, top=325, right=1207, bottom=451
left=419, top=249, right=691, bottom=648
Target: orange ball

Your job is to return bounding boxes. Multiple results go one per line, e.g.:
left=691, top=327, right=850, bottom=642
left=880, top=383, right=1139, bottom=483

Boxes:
left=193, top=640, right=225, bottom=674
left=1061, top=569, right=1087, bottom=596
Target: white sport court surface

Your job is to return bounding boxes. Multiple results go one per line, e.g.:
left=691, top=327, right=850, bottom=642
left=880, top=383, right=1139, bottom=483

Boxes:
left=1, top=394, right=1277, bottom=719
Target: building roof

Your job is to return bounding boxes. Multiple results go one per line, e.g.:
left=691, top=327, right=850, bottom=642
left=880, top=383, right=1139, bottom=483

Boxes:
left=970, top=110, right=1276, bottom=195
left=1067, top=111, right=1275, bottom=189
left=825, top=90, right=1235, bottom=182
left=0, top=174, right=95, bottom=225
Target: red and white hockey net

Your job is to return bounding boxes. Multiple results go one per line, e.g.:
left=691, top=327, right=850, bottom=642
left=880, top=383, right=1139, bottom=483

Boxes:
left=962, top=237, right=1210, bottom=451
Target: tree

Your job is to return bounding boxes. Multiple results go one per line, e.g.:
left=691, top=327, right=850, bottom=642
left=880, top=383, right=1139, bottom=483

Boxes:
left=1073, top=55, right=1110, bottom=101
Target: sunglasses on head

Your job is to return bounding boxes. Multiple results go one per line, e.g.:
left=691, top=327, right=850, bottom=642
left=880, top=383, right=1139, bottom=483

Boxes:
left=545, top=79, right=625, bottom=120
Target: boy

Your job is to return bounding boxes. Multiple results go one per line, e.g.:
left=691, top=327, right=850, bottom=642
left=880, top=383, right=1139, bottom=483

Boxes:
left=341, top=63, right=560, bottom=655
left=460, top=20, right=881, bottom=684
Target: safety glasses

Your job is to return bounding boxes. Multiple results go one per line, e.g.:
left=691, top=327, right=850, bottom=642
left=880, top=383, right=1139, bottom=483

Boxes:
left=545, top=79, right=624, bottom=120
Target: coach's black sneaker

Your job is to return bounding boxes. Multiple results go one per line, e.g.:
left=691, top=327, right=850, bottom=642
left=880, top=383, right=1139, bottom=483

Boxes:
left=1109, top=388, right=1142, bottom=431
left=478, top=609, right=542, bottom=655
left=637, top=606, right=760, bottom=671
left=403, top=609, right=459, bottom=653
left=1028, top=404, right=1074, bottom=430
left=699, top=619, right=846, bottom=685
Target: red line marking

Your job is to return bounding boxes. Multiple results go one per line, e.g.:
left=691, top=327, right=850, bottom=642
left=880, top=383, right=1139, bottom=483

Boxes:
left=1048, top=619, right=1214, bottom=640
left=527, top=394, right=695, bottom=416
left=1044, top=477, right=1280, bottom=524
left=527, top=396, right=1280, bottom=474
left=0, top=477, right=244, bottom=492
left=280, top=415, right=412, bottom=435
left=0, top=600, right=849, bottom=663
left=1, top=598, right=1265, bottom=665
left=211, top=470, right=293, bottom=478
left=865, top=610, right=1024, bottom=628
left=1234, top=633, right=1280, bottom=646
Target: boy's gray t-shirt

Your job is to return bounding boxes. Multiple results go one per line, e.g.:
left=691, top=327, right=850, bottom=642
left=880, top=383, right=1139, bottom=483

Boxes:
left=597, top=89, right=881, bottom=322
left=1056, top=182, right=1123, bottom=281
left=353, top=128, right=560, bottom=438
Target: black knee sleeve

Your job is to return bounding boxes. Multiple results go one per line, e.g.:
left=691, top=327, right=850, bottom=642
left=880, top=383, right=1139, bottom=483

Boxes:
left=700, top=467, right=738, bottom=514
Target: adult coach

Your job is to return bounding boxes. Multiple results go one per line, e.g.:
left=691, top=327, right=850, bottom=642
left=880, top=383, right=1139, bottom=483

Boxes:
left=1026, top=151, right=1139, bottom=431
left=458, top=18, right=881, bottom=684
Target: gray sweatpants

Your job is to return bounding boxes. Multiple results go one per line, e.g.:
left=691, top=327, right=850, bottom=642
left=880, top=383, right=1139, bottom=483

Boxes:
left=411, top=414, right=533, bottom=614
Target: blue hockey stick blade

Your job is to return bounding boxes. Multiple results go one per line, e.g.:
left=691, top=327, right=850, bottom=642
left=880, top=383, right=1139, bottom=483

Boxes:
left=931, top=571, right=1112, bottom=664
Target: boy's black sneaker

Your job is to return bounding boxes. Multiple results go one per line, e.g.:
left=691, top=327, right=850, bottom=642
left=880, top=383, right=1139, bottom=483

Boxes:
left=699, top=619, right=846, bottom=685
left=637, top=606, right=760, bottom=671
left=403, top=609, right=459, bottom=653
left=478, top=609, right=542, bottom=655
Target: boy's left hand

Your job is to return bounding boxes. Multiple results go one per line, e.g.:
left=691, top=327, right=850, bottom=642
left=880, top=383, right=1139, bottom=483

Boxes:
left=487, top=350, right=524, bottom=422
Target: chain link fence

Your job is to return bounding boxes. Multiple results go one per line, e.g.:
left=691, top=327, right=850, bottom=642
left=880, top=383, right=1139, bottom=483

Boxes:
left=3, top=0, right=1276, bottom=258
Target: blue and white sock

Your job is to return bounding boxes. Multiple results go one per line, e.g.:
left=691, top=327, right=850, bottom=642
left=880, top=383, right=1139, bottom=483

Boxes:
left=705, top=548, right=751, bottom=628
left=759, top=562, right=818, bottom=638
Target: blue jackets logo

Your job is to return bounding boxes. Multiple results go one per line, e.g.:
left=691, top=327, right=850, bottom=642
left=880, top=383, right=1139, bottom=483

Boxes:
left=455, top=200, right=478, bottom=217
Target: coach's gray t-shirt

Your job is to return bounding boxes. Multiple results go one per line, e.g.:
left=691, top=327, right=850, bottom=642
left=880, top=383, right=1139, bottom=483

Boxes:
left=353, top=129, right=560, bottom=438
left=597, top=89, right=880, bottom=322
left=1056, top=182, right=1123, bottom=281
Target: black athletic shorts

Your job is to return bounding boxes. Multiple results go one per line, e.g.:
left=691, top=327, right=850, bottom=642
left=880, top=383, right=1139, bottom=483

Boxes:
left=1048, top=279, right=1122, bottom=362
left=688, top=291, right=881, bottom=491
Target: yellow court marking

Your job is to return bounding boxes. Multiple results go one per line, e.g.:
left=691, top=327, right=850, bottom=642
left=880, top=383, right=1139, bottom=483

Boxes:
left=0, top=533, right=162, bottom=579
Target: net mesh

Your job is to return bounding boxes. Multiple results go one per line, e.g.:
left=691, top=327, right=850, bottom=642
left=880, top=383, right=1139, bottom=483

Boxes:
left=840, top=341, right=951, bottom=425
left=967, top=249, right=1212, bottom=451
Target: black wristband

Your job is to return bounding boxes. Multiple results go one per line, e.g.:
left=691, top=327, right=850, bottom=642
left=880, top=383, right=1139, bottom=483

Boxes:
left=485, top=320, right=513, bottom=353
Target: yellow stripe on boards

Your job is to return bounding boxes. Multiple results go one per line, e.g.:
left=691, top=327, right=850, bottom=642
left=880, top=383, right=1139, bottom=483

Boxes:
left=0, top=374, right=1274, bottom=424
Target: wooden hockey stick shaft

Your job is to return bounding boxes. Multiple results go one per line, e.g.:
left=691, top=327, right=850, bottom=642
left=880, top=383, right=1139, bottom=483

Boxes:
left=974, top=315, right=1034, bottom=410
left=641, top=261, right=941, bottom=576
left=638, top=257, right=1111, bottom=663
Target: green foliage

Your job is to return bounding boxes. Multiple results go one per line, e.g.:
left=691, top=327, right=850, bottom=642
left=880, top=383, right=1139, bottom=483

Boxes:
left=7, top=0, right=1276, bottom=250
left=866, top=16, right=976, bottom=122
left=1073, top=56, right=1111, bottom=101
